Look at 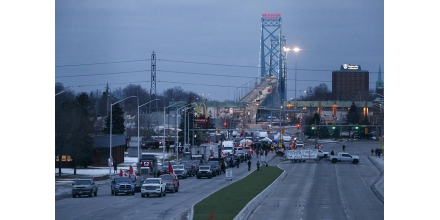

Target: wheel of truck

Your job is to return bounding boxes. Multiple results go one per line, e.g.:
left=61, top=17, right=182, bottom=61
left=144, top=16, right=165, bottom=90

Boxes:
left=131, top=192, right=135, bottom=195
left=111, top=189, right=114, bottom=195
left=115, top=192, right=118, bottom=196
left=352, top=159, right=359, bottom=164
left=331, top=158, right=338, bottom=163
left=175, top=186, right=179, bottom=192
left=94, top=190, right=97, bottom=196
left=171, top=186, right=175, bottom=193
left=72, top=194, right=76, bottom=198
left=159, top=190, right=163, bottom=197
left=141, top=194, right=145, bottom=198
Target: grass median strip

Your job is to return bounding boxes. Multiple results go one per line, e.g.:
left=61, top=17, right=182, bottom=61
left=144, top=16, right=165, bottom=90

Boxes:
left=193, top=166, right=283, bottom=220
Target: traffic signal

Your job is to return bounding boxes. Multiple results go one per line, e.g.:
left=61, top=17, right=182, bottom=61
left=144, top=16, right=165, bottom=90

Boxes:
left=217, top=128, right=220, bottom=134
left=296, top=124, right=300, bottom=129
left=223, top=122, right=227, bottom=128
left=311, top=124, right=315, bottom=130
left=241, top=128, right=245, bottom=135
left=355, top=124, right=359, bottom=130
left=267, top=127, right=270, bottom=134
left=281, top=127, right=285, bottom=134
left=332, top=124, right=335, bottom=129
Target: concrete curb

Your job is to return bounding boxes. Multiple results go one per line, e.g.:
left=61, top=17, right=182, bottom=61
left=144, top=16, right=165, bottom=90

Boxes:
left=233, top=170, right=287, bottom=220
left=368, top=156, right=384, bottom=203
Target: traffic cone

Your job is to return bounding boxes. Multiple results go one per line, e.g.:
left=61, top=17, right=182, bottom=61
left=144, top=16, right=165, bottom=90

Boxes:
left=210, top=209, right=214, bottom=219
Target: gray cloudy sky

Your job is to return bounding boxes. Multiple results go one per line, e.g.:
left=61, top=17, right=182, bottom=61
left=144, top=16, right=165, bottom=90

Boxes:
left=55, top=0, right=384, bottom=101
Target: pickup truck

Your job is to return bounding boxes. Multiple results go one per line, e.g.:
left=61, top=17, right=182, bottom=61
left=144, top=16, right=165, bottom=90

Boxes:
left=317, top=149, right=329, bottom=160
left=172, top=165, right=188, bottom=179
left=141, top=178, right=166, bottom=197
left=72, top=179, right=98, bottom=198
left=329, top=152, right=360, bottom=164
left=111, top=177, right=135, bottom=196
left=159, top=174, right=179, bottom=193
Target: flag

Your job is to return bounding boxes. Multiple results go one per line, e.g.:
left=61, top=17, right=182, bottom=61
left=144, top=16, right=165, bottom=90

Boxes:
left=168, top=162, right=174, bottom=174
left=129, top=165, right=134, bottom=177
left=119, top=169, right=123, bottom=177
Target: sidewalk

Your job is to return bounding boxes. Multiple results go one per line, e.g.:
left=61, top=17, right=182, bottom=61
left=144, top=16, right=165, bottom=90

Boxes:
left=368, top=155, right=384, bottom=202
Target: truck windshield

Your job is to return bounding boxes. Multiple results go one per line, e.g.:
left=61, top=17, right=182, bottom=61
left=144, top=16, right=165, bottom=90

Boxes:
left=144, top=179, right=160, bottom=184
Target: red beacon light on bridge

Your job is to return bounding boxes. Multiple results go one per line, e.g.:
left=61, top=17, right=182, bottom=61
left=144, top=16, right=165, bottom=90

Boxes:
left=296, top=124, right=300, bottom=129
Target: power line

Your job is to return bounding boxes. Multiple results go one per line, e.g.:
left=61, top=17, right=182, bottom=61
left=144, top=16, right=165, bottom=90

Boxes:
left=55, top=57, right=383, bottom=74
left=55, top=59, right=151, bottom=67
left=55, top=70, right=150, bottom=78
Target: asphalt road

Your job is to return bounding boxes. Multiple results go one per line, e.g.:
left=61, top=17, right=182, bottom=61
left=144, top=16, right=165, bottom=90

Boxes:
left=247, top=140, right=384, bottom=220
left=55, top=140, right=384, bottom=220
left=55, top=155, right=261, bottom=220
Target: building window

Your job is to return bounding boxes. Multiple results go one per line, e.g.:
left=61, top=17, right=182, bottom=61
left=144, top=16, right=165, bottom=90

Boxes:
left=56, top=155, right=73, bottom=162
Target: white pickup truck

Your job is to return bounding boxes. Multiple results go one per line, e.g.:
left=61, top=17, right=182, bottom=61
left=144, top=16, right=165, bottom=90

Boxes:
left=141, top=178, right=166, bottom=197
left=329, top=152, right=360, bottom=164
left=317, top=149, right=329, bottom=160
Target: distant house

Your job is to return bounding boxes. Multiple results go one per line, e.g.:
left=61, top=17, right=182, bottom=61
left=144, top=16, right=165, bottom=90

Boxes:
left=92, top=134, right=126, bottom=167
left=55, top=134, right=127, bottom=168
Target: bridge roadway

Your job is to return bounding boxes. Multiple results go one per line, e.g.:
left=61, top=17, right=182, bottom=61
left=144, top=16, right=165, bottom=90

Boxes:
left=238, top=77, right=276, bottom=104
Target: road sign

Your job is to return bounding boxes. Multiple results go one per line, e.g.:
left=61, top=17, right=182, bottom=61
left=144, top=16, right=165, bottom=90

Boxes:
left=225, top=169, right=233, bottom=180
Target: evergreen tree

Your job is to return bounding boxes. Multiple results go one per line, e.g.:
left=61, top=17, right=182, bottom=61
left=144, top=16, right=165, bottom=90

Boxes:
left=102, top=103, right=125, bottom=134
left=347, top=102, right=360, bottom=124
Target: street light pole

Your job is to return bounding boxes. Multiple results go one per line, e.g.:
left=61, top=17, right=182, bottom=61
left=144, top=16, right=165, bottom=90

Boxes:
left=283, top=47, right=300, bottom=101
left=175, top=105, right=189, bottom=161
left=138, top=99, right=160, bottom=162
left=163, top=102, right=180, bottom=163
left=109, top=95, right=137, bottom=176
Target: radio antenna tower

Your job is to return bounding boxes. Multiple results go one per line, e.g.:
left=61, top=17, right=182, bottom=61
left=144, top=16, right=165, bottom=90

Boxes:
left=149, top=51, right=157, bottom=115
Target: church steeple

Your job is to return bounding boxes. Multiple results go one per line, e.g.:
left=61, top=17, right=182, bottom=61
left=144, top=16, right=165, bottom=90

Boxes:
left=376, top=65, right=384, bottom=90
left=375, top=65, right=384, bottom=99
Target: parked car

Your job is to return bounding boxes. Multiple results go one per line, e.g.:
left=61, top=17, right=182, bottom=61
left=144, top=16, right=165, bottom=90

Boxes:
left=197, top=165, right=214, bottom=179
left=172, top=165, right=188, bottom=179
left=72, top=179, right=98, bottom=198
left=183, top=162, right=196, bottom=177
left=111, top=177, right=135, bottom=196
left=295, top=141, right=304, bottom=148
left=206, top=161, right=221, bottom=176
left=159, top=174, right=179, bottom=193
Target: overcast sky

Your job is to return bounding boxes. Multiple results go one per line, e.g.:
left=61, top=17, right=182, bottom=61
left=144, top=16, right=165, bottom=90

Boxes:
left=55, top=0, right=384, bottom=102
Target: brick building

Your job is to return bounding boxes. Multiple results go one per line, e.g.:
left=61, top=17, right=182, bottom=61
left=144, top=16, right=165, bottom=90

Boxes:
left=332, top=64, right=369, bottom=101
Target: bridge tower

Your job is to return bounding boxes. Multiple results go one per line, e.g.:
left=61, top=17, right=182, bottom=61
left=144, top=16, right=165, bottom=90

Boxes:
left=259, top=13, right=287, bottom=106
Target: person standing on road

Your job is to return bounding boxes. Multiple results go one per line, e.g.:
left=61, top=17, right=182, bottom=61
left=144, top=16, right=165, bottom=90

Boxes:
left=331, top=150, right=334, bottom=155
left=247, top=160, right=251, bottom=171
left=342, top=145, right=346, bottom=151
left=371, top=148, right=374, bottom=156
left=256, top=161, right=260, bottom=171
left=113, top=160, right=117, bottom=173
left=236, top=157, right=240, bottom=168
